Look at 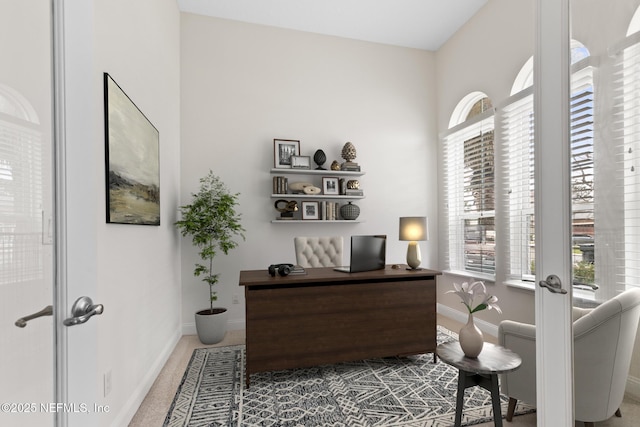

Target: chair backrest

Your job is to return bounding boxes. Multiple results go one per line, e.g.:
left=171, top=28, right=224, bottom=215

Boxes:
left=574, top=287, right=640, bottom=422
left=294, top=236, right=343, bottom=268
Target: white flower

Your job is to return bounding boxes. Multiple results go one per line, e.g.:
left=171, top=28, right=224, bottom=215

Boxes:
left=446, top=281, right=502, bottom=314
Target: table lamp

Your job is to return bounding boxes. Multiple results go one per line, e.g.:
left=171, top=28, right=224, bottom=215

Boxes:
left=399, top=217, right=428, bottom=270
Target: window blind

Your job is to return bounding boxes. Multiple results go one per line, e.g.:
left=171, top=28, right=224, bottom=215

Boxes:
left=442, top=112, right=495, bottom=275
left=497, top=88, right=535, bottom=280
left=612, top=34, right=640, bottom=292
left=0, top=113, right=43, bottom=285
left=570, top=65, right=596, bottom=287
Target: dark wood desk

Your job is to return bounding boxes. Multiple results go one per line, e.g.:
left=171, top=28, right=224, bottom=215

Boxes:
left=239, top=265, right=441, bottom=386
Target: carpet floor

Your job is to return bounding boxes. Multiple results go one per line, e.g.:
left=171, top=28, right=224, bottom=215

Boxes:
left=163, top=327, right=534, bottom=426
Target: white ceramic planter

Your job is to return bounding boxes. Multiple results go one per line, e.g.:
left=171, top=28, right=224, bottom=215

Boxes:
left=195, top=307, right=228, bottom=344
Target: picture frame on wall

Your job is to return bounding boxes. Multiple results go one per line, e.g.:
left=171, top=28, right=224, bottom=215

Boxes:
left=302, top=201, right=319, bottom=220
left=322, top=177, right=340, bottom=195
left=274, top=139, right=300, bottom=168
left=291, top=155, right=311, bottom=169
left=104, top=73, right=160, bottom=225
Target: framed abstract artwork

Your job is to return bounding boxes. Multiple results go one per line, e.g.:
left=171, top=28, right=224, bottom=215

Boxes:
left=104, top=73, right=160, bottom=225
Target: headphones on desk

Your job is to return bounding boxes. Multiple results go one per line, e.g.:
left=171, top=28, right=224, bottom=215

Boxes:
left=268, top=263, right=294, bottom=277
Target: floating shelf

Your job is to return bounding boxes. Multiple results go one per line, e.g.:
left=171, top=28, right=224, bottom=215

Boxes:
left=271, top=219, right=363, bottom=224
left=271, top=194, right=364, bottom=199
left=270, top=168, right=365, bottom=176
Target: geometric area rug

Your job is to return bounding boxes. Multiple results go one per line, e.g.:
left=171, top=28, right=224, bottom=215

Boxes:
left=163, top=326, right=535, bottom=427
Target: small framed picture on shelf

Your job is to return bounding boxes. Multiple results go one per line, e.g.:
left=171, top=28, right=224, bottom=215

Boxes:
left=291, top=155, right=311, bottom=169
left=322, top=177, right=340, bottom=195
left=274, top=139, right=300, bottom=168
left=302, top=201, right=320, bottom=220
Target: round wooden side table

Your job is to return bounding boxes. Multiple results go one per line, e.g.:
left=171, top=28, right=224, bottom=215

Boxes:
left=436, top=341, right=522, bottom=427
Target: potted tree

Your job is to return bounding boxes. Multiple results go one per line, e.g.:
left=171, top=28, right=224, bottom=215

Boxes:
left=176, top=171, right=245, bottom=344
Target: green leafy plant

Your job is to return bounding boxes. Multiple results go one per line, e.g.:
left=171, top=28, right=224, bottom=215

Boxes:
left=574, top=260, right=595, bottom=285
left=176, top=171, right=245, bottom=313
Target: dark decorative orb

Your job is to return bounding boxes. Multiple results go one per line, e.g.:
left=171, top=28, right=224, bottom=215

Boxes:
left=340, top=202, right=360, bottom=220
left=314, top=149, right=327, bottom=170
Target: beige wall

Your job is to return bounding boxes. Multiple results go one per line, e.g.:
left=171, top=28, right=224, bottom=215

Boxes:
left=180, top=13, right=439, bottom=332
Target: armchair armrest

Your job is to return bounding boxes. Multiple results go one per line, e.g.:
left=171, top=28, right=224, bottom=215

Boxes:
left=498, top=320, right=537, bottom=406
left=499, top=320, right=536, bottom=345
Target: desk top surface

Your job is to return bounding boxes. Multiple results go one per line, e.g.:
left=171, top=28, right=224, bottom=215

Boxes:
left=436, top=341, right=522, bottom=375
left=239, top=265, right=441, bottom=287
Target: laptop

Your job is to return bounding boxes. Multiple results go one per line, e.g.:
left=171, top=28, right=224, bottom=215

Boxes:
left=334, top=235, right=387, bottom=273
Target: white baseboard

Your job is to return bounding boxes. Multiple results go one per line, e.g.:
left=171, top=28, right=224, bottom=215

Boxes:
left=437, top=303, right=499, bottom=338
left=115, top=327, right=182, bottom=427
left=626, top=373, right=640, bottom=401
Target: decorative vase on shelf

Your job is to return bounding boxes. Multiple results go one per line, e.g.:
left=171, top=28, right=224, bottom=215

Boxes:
left=459, top=313, right=484, bottom=358
left=313, top=149, right=327, bottom=170
left=339, top=202, right=360, bottom=220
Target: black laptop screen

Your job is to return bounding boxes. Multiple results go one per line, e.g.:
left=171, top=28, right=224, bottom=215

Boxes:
left=349, top=235, right=386, bottom=272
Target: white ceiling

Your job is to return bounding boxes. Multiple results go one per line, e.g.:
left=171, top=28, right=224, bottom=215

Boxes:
left=177, top=0, right=488, bottom=51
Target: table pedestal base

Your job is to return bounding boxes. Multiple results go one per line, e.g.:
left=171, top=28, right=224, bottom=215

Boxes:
left=455, top=370, right=503, bottom=427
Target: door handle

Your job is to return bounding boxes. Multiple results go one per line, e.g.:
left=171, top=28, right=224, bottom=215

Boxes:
left=539, top=274, right=568, bottom=294
left=63, top=296, right=104, bottom=327
left=15, top=305, right=53, bottom=328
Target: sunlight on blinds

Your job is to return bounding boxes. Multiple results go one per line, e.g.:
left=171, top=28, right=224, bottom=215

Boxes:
left=614, top=34, right=640, bottom=292
left=497, top=88, right=535, bottom=280
left=442, top=111, right=495, bottom=276
left=0, top=91, right=43, bottom=286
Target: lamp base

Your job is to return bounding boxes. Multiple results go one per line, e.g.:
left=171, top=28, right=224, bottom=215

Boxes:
left=406, top=241, right=422, bottom=270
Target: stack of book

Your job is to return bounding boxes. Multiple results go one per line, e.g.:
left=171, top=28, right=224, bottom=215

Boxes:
left=345, top=188, right=364, bottom=196
left=289, top=265, right=307, bottom=275
left=321, top=201, right=339, bottom=220
left=340, top=161, right=361, bottom=172
left=272, top=176, right=288, bottom=194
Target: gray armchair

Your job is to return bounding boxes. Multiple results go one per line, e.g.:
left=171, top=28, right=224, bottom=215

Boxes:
left=294, top=236, right=343, bottom=268
left=499, top=288, right=640, bottom=426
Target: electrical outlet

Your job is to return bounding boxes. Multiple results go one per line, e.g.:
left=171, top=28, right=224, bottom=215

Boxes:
left=232, top=294, right=239, bottom=304
left=104, top=370, right=112, bottom=397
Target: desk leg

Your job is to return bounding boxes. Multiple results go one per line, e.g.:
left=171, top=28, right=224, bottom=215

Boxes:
left=454, top=369, right=466, bottom=427
left=489, top=373, right=502, bottom=427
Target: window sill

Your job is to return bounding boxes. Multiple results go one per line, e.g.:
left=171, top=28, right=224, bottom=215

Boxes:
left=443, top=270, right=495, bottom=284
left=504, top=279, right=535, bottom=291
left=504, top=278, right=597, bottom=304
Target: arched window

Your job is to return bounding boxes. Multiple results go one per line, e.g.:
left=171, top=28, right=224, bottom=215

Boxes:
left=627, top=6, right=640, bottom=36
left=498, top=40, right=594, bottom=284
left=442, top=92, right=495, bottom=276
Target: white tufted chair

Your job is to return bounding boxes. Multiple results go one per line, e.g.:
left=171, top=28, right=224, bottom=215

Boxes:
left=294, top=236, right=344, bottom=268
left=499, top=287, right=640, bottom=426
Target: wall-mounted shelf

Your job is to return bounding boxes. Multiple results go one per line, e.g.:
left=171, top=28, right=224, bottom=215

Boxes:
left=271, top=219, right=363, bottom=224
left=270, top=166, right=364, bottom=222
left=270, top=194, right=364, bottom=200
left=270, top=168, right=365, bottom=177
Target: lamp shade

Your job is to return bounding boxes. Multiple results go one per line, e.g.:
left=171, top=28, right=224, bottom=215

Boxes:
left=399, top=217, right=428, bottom=241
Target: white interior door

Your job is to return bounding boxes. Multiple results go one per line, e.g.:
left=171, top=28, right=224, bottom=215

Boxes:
left=0, top=0, right=55, bottom=425
left=535, top=0, right=574, bottom=424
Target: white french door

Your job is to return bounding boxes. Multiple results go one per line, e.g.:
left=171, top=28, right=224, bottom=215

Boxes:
left=1, top=1, right=102, bottom=426
left=535, top=0, right=574, bottom=424
left=0, top=0, right=56, bottom=425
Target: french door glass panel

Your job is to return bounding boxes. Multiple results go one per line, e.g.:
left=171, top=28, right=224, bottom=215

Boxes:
left=569, top=0, right=640, bottom=424
left=0, top=0, right=55, bottom=426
